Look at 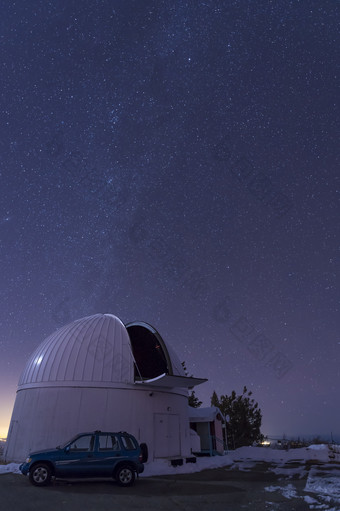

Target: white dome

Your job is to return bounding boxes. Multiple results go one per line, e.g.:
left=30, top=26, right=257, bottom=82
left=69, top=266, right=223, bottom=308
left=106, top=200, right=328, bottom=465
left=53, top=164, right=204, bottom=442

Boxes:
left=19, top=314, right=134, bottom=388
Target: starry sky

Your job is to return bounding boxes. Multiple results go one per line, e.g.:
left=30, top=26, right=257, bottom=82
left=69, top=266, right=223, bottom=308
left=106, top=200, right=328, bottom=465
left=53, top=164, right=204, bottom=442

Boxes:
left=1, top=0, right=339, bottom=441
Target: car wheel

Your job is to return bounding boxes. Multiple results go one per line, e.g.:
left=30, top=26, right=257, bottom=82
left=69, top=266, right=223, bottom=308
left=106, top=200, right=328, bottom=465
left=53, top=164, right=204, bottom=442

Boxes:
left=29, top=463, right=52, bottom=486
left=115, top=464, right=135, bottom=487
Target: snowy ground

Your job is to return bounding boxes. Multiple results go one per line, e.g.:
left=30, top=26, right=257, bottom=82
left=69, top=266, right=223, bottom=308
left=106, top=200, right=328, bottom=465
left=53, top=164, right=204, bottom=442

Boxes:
left=1, top=444, right=340, bottom=510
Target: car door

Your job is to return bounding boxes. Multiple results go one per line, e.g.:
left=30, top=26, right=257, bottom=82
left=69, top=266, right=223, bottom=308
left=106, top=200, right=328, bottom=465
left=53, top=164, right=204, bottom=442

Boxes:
left=55, top=434, right=96, bottom=478
left=91, top=434, right=123, bottom=476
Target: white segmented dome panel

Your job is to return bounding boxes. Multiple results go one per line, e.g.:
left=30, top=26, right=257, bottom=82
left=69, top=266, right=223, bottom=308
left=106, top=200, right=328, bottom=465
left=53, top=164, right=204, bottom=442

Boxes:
left=18, top=314, right=134, bottom=387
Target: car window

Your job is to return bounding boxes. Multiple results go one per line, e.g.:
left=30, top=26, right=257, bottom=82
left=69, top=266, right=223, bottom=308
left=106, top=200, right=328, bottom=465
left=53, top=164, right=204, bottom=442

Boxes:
left=120, top=435, right=137, bottom=450
left=68, top=435, right=94, bottom=452
left=98, top=434, right=120, bottom=451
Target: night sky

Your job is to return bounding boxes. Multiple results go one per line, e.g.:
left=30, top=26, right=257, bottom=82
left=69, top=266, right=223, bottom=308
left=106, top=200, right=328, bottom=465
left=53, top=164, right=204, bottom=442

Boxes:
left=1, top=1, right=339, bottom=441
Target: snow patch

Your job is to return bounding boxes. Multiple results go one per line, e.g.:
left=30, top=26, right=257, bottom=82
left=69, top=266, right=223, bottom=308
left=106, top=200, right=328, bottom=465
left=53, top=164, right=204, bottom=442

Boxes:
left=269, top=465, right=308, bottom=479
left=141, top=454, right=233, bottom=477
left=0, top=463, right=21, bottom=475
left=305, top=467, right=340, bottom=500
left=307, top=444, right=329, bottom=451
left=303, top=494, right=319, bottom=504
left=265, top=483, right=298, bottom=499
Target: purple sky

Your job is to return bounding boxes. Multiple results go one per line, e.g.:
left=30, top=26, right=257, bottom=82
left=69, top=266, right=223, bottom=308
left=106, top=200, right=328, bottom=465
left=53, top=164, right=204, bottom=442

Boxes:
left=1, top=0, right=339, bottom=440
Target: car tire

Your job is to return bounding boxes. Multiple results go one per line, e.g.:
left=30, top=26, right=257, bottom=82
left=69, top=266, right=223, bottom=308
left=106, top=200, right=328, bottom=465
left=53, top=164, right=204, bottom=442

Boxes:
left=115, top=464, right=135, bottom=487
left=29, top=463, right=52, bottom=486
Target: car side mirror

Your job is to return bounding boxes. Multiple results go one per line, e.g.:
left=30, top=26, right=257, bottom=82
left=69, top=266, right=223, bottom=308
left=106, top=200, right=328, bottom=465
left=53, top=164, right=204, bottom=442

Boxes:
left=64, top=446, right=70, bottom=453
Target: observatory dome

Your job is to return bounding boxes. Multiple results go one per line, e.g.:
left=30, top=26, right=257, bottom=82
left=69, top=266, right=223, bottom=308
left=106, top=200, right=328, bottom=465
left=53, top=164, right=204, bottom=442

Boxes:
left=19, top=314, right=134, bottom=388
left=18, top=314, right=186, bottom=390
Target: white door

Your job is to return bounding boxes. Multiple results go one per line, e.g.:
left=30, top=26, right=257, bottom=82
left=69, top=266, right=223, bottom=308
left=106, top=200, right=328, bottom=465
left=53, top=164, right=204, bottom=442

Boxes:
left=154, top=413, right=181, bottom=458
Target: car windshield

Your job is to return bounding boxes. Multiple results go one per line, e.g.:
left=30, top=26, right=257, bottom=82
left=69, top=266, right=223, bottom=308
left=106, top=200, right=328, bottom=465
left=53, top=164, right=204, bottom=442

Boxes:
left=58, top=434, right=85, bottom=449
left=68, top=435, right=94, bottom=452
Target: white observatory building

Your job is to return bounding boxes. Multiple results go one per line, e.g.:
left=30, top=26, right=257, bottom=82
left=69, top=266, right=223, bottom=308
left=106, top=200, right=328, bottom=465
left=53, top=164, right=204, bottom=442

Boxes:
left=5, top=313, right=206, bottom=462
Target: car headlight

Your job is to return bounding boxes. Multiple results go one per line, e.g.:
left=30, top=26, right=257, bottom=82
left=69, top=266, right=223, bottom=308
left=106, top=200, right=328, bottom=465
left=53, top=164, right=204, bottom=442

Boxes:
left=25, top=457, right=32, bottom=463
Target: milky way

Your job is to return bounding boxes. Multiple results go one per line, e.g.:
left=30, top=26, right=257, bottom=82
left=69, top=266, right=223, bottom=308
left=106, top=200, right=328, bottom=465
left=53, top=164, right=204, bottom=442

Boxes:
left=1, top=1, right=339, bottom=440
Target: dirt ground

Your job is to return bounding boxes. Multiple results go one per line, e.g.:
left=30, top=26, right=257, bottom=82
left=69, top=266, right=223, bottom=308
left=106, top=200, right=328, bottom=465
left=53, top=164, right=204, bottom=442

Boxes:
left=0, top=462, right=337, bottom=511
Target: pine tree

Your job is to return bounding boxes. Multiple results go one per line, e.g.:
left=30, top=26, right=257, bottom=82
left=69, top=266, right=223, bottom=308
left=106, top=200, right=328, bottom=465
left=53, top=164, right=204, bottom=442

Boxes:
left=211, top=387, right=263, bottom=448
left=188, top=390, right=202, bottom=408
left=211, top=390, right=219, bottom=408
left=182, top=361, right=202, bottom=408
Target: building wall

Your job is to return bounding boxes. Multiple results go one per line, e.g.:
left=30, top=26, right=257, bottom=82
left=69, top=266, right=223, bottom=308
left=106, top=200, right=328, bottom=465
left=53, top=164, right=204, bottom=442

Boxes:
left=214, top=418, right=224, bottom=453
left=196, top=422, right=210, bottom=451
left=5, top=385, right=191, bottom=462
left=192, top=419, right=224, bottom=454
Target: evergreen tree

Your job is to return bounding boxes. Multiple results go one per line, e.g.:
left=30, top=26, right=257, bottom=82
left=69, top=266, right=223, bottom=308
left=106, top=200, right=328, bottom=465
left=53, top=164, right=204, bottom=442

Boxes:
left=211, top=386, right=263, bottom=448
left=211, top=390, right=219, bottom=408
left=182, top=361, right=202, bottom=408
left=188, top=390, right=202, bottom=408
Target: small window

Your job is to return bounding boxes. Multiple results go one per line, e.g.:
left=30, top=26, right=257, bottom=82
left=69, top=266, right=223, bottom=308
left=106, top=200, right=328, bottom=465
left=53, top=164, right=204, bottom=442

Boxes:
left=120, top=435, right=137, bottom=451
left=69, top=435, right=94, bottom=452
left=98, top=434, right=120, bottom=451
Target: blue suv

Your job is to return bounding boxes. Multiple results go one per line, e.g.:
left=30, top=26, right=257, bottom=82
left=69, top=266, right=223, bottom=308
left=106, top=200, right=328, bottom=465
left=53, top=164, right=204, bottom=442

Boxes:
left=19, top=431, right=145, bottom=487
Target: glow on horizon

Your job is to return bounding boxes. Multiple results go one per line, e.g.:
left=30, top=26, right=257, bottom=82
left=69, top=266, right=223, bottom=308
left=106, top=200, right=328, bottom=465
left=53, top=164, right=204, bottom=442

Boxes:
left=0, top=403, right=14, bottom=440
left=0, top=421, right=10, bottom=439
